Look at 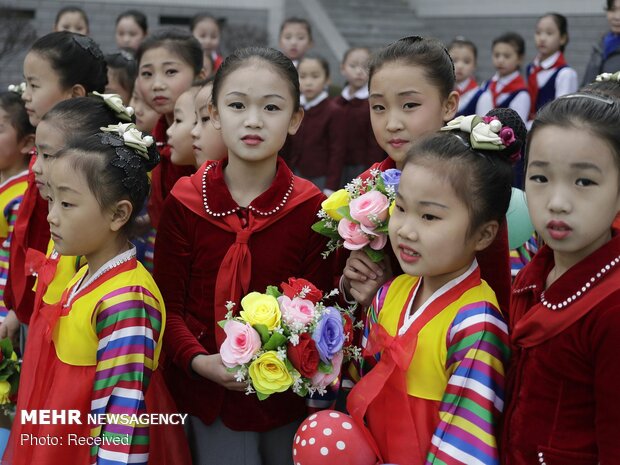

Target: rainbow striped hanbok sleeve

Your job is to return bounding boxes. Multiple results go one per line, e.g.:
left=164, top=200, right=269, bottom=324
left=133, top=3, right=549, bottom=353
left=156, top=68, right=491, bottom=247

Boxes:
left=89, top=285, right=163, bottom=465
left=0, top=196, right=24, bottom=320
left=510, top=235, right=539, bottom=279
left=426, top=302, right=510, bottom=465
left=344, top=281, right=390, bottom=386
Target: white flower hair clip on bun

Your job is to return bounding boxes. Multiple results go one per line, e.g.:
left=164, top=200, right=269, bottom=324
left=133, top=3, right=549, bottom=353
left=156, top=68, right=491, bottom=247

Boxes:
left=100, top=122, right=154, bottom=158
left=441, top=114, right=516, bottom=151
left=7, top=82, right=26, bottom=96
left=91, top=91, right=135, bottom=122
left=595, top=71, right=620, bottom=82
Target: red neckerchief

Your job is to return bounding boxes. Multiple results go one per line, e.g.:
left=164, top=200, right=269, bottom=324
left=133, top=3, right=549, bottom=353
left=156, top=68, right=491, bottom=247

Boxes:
left=347, top=267, right=482, bottom=464
left=213, top=53, right=223, bottom=71
left=527, top=52, right=567, bottom=119
left=489, top=74, right=528, bottom=108
left=511, top=229, right=620, bottom=347
left=171, top=157, right=320, bottom=346
left=456, top=77, right=479, bottom=96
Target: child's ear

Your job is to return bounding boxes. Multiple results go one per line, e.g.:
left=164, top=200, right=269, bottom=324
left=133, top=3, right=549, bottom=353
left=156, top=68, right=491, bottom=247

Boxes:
left=19, top=134, right=35, bottom=155
left=208, top=101, right=221, bottom=130
left=473, top=220, right=499, bottom=252
left=442, top=90, right=460, bottom=123
left=287, top=108, right=304, bottom=136
left=71, top=84, right=87, bottom=98
left=197, top=68, right=207, bottom=80
left=110, top=200, right=133, bottom=232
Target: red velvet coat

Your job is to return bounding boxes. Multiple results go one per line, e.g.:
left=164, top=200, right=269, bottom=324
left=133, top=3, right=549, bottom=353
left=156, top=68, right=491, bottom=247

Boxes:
left=334, top=95, right=384, bottom=168
left=502, top=231, right=620, bottom=465
left=148, top=116, right=195, bottom=229
left=153, top=158, right=336, bottom=431
left=283, top=97, right=346, bottom=191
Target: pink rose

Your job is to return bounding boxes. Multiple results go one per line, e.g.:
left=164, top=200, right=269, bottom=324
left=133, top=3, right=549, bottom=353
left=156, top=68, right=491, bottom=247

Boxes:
left=360, top=223, right=388, bottom=250
left=338, top=218, right=370, bottom=250
left=310, top=351, right=343, bottom=388
left=369, top=232, right=387, bottom=250
left=277, top=295, right=315, bottom=327
left=349, top=191, right=390, bottom=228
left=220, top=320, right=262, bottom=368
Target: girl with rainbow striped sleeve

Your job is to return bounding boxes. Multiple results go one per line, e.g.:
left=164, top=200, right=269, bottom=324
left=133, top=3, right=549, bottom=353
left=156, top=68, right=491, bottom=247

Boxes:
left=344, top=109, right=521, bottom=465
left=4, top=124, right=164, bottom=465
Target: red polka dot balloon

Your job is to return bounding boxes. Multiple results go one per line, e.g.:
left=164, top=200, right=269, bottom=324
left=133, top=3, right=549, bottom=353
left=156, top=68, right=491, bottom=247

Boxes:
left=292, top=410, right=378, bottom=465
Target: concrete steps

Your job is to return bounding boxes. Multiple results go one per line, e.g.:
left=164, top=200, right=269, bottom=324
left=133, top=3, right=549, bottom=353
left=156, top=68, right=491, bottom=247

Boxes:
left=318, top=0, right=426, bottom=49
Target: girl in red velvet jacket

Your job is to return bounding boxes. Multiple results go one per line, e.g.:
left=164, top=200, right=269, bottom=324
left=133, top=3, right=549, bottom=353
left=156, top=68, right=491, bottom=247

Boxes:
left=340, top=37, right=513, bottom=318
left=335, top=47, right=385, bottom=186
left=285, top=54, right=346, bottom=194
left=135, top=29, right=202, bottom=229
left=153, top=47, right=335, bottom=465
left=501, top=92, right=620, bottom=464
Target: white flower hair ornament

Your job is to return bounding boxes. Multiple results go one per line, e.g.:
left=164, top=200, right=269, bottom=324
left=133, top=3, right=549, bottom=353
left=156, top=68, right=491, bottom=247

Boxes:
left=440, top=114, right=516, bottom=152
left=100, top=123, right=155, bottom=159
left=7, top=82, right=26, bottom=96
left=91, top=91, right=135, bottom=122
left=595, top=71, right=620, bottom=82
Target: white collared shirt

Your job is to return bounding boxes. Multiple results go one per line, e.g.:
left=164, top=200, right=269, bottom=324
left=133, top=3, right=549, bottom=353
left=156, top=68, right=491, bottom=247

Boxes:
left=531, top=51, right=578, bottom=101
left=300, top=90, right=329, bottom=110
left=476, top=71, right=530, bottom=123
left=341, top=85, right=369, bottom=101
left=456, top=78, right=480, bottom=113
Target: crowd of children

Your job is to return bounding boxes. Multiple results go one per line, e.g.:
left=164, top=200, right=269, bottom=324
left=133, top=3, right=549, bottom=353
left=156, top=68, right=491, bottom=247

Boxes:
left=0, top=2, right=616, bottom=465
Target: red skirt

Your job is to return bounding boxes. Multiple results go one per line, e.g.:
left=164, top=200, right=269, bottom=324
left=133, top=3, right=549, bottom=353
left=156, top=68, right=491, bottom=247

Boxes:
left=3, top=306, right=93, bottom=464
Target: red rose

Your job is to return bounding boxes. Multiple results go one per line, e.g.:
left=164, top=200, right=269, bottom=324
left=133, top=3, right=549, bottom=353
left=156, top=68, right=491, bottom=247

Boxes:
left=342, top=314, right=354, bottom=347
left=281, top=278, right=323, bottom=303
left=0, top=351, right=4, bottom=363
left=287, top=333, right=320, bottom=378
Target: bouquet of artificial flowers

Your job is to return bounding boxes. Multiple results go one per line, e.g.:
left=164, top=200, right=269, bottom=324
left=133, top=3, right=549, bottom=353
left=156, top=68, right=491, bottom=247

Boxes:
left=218, top=278, right=360, bottom=400
left=312, top=169, right=400, bottom=262
left=0, top=338, right=20, bottom=415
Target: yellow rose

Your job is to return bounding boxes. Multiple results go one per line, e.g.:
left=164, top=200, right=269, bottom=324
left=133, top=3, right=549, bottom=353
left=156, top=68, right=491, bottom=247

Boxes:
left=389, top=200, right=395, bottom=217
left=0, top=380, right=10, bottom=404
left=321, top=189, right=350, bottom=221
left=248, top=351, right=293, bottom=396
left=240, top=292, right=281, bottom=330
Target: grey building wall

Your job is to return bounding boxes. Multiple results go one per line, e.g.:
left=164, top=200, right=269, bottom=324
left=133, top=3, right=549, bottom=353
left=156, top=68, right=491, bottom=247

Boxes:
left=0, top=1, right=612, bottom=90
left=0, top=0, right=270, bottom=89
